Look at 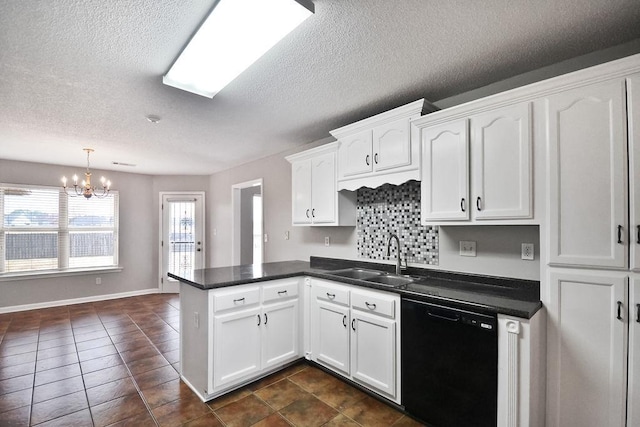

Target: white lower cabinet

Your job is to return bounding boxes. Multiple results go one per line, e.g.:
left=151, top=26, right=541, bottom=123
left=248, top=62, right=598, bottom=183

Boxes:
left=179, top=279, right=301, bottom=401
left=309, top=278, right=400, bottom=403
left=546, top=270, right=630, bottom=427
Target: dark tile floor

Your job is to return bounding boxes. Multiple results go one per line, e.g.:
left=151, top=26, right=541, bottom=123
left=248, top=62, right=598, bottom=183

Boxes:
left=0, top=294, right=422, bottom=426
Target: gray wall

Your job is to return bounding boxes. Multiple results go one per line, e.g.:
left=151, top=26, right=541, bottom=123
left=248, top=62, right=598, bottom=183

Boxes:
left=0, top=158, right=209, bottom=309
left=240, top=186, right=261, bottom=264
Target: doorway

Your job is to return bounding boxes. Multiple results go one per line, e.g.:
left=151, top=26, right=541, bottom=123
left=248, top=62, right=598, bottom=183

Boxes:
left=231, top=179, right=263, bottom=265
left=160, top=192, right=205, bottom=293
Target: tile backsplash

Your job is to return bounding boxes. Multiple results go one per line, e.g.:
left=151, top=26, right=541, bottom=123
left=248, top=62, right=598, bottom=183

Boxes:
left=356, top=180, right=438, bottom=265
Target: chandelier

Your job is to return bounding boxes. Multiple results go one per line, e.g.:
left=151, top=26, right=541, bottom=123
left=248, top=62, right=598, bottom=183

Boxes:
left=61, top=148, right=111, bottom=199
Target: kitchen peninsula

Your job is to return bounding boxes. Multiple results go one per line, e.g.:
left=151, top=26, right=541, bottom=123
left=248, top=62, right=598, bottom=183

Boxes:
left=170, top=257, right=544, bottom=426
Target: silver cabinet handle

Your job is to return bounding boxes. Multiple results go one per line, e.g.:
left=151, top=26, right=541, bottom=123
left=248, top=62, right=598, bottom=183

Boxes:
left=365, top=302, right=377, bottom=310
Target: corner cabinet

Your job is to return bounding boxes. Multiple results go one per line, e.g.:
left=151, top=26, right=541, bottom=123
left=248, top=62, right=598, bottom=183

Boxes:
left=417, top=102, right=533, bottom=223
left=330, top=99, right=437, bottom=191
left=179, top=279, right=301, bottom=401
left=286, top=142, right=356, bottom=226
left=308, top=278, right=400, bottom=404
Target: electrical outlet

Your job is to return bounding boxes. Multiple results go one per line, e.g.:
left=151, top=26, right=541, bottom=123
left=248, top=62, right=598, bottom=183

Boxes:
left=521, top=243, right=535, bottom=260
left=95, top=277, right=101, bottom=285
left=324, top=236, right=330, bottom=246
left=284, top=231, right=289, bottom=240
left=264, top=234, right=268, bottom=243
left=194, top=312, right=199, bottom=329
left=459, top=241, right=476, bottom=257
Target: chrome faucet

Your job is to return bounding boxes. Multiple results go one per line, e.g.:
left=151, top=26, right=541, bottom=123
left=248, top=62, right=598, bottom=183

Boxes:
left=387, top=233, right=402, bottom=275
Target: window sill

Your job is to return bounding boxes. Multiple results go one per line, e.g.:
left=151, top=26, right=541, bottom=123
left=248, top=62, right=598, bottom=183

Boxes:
left=0, top=266, right=123, bottom=282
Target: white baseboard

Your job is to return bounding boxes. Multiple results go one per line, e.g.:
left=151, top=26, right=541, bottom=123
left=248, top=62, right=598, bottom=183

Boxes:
left=0, top=288, right=161, bottom=314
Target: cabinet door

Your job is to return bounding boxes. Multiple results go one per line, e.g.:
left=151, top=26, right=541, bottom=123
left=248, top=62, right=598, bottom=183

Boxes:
left=310, top=152, right=337, bottom=224
left=338, top=130, right=373, bottom=178
left=546, top=271, right=627, bottom=427
left=262, top=299, right=299, bottom=370
left=213, top=306, right=262, bottom=388
left=291, top=160, right=312, bottom=225
left=471, top=102, right=532, bottom=219
left=373, top=117, right=411, bottom=172
left=547, top=80, right=628, bottom=268
left=350, top=311, right=396, bottom=398
left=629, top=277, right=640, bottom=427
left=313, top=299, right=350, bottom=375
left=421, top=119, right=469, bottom=221
left=629, top=75, right=640, bottom=272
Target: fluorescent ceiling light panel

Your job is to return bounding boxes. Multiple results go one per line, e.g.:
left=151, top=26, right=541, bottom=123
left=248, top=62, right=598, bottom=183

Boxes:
left=163, top=0, right=313, bottom=98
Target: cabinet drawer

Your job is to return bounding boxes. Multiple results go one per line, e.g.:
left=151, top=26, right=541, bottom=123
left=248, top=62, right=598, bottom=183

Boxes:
left=262, top=280, right=299, bottom=303
left=213, top=286, right=260, bottom=312
left=314, top=282, right=350, bottom=306
left=351, top=290, right=396, bottom=318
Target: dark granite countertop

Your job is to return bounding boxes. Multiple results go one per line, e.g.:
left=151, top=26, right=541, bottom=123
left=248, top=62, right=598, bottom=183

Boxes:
left=168, top=257, right=542, bottom=319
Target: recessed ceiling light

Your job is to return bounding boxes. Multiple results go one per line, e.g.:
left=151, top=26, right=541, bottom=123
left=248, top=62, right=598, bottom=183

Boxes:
left=146, top=115, right=161, bottom=123
left=163, top=0, right=314, bottom=98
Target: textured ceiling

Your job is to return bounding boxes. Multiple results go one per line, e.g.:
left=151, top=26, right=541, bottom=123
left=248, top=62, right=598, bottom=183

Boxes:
left=1, top=0, right=640, bottom=175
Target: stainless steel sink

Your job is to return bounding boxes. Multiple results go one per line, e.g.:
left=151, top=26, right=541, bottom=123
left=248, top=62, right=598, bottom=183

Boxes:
left=327, top=268, right=416, bottom=288
left=366, top=274, right=416, bottom=287
left=327, top=268, right=384, bottom=280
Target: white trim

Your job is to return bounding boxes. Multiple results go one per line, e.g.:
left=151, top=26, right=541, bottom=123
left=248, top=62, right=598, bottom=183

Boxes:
left=231, top=179, right=263, bottom=265
left=0, top=266, right=123, bottom=282
left=0, top=287, right=159, bottom=314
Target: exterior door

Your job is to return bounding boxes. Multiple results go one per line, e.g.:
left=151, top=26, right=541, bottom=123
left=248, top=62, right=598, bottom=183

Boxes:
left=471, top=102, right=532, bottom=219
left=547, top=80, right=627, bottom=268
left=421, top=119, right=469, bottom=221
left=546, top=271, right=627, bottom=427
left=161, top=193, right=204, bottom=293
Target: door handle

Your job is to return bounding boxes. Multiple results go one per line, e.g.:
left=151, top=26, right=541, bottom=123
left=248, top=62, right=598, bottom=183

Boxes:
left=312, top=209, right=315, bottom=218
left=365, top=155, right=370, bottom=166
left=196, top=248, right=201, bottom=252
left=305, top=209, right=310, bottom=218
left=264, top=313, right=268, bottom=325
left=617, top=301, right=623, bottom=320
left=636, top=225, right=640, bottom=244
left=351, top=318, right=356, bottom=331
left=636, top=304, right=640, bottom=323
left=343, top=314, right=347, bottom=328
left=476, top=197, right=482, bottom=211
left=427, top=311, right=460, bottom=322
left=374, top=153, right=379, bottom=164
left=617, top=225, right=623, bottom=244
left=257, top=314, right=261, bottom=326
left=460, top=198, right=466, bottom=212
left=233, top=298, right=245, bottom=304
left=326, top=293, right=335, bottom=299
left=365, top=302, right=377, bottom=310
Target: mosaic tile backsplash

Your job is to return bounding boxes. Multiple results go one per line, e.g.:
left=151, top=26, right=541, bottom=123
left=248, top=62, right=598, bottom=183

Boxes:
left=356, top=180, right=438, bottom=265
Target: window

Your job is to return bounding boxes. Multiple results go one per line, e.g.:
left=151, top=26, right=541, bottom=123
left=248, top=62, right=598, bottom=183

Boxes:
left=0, top=184, right=119, bottom=276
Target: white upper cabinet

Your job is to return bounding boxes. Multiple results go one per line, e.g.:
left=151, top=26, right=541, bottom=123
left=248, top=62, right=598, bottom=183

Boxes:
left=418, top=102, right=532, bottom=224
left=420, top=119, right=470, bottom=221
left=547, top=79, right=628, bottom=268
left=470, top=102, right=532, bottom=219
left=331, top=99, right=433, bottom=191
left=339, top=130, right=373, bottom=178
left=629, top=75, right=640, bottom=272
left=286, top=142, right=356, bottom=227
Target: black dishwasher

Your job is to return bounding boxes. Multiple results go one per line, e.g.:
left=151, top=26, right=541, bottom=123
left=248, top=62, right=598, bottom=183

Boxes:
left=401, top=298, right=498, bottom=427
